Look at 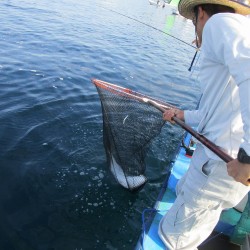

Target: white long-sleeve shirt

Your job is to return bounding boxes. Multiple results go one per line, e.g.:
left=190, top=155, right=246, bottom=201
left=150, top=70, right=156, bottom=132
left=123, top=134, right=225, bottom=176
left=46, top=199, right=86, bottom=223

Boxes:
left=184, top=13, right=250, bottom=159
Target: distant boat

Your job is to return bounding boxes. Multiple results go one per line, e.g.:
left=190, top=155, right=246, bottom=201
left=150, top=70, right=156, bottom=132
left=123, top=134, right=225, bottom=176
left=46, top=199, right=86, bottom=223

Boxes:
left=149, top=0, right=162, bottom=6
left=172, top=8, right=179, bottom=15
left=148, top=0, right=167, bottom=8
left=164, top=0, right=180, bottom=14
left=149, top=0, right=180, bottom=14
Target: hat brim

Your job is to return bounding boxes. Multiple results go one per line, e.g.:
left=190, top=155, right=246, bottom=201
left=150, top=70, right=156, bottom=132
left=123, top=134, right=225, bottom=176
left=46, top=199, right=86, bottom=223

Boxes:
left=178, top=0, right=250, bottom=20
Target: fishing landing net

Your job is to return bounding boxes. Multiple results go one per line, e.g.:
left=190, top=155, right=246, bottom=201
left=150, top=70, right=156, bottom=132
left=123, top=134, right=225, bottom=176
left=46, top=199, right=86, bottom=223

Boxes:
left=92, top=79, right=176, bottom=191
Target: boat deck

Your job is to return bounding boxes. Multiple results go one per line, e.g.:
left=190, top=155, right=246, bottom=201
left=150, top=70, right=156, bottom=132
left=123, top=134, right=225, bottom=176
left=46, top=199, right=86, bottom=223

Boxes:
left=139, top=186, right=243, bottom=250
left=136, top=132, right=249, bottom=250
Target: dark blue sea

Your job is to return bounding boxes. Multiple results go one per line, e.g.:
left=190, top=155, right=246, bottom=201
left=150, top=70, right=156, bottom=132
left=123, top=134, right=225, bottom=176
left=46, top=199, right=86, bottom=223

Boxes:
left=0, top=0, right=201, bottom=249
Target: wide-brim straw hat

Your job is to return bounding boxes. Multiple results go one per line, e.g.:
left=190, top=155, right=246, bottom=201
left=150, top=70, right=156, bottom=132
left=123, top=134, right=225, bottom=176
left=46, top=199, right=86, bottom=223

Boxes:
left=178, top=0, right=250, bottom=20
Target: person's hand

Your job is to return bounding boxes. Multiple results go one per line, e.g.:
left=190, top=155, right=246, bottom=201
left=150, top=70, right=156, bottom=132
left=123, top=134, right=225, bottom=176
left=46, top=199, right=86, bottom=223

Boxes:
left=227, top=159, right=250, bottom=186
left=163, top=109, right=184, bottom=124
left=192, top=38, right=201, bottom=48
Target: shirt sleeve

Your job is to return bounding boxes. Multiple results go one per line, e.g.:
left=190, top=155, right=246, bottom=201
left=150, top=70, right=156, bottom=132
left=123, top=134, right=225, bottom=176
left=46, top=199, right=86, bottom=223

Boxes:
left=204, top=14, right=250, bottom=84
left=184, top=109, right=203, bottom=127
left=204, top=14, right=250, bottom=154
left=239, top=79, right=250, bottom=155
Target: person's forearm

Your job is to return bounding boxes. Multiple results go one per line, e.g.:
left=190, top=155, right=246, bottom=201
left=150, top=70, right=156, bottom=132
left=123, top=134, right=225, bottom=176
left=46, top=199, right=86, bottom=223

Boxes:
left=227, top=159, right=250, bottom=186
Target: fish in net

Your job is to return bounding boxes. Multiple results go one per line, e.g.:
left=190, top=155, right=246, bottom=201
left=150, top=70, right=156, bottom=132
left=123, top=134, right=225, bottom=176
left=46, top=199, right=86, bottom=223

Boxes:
left=92, top=79, right=175, bottom=191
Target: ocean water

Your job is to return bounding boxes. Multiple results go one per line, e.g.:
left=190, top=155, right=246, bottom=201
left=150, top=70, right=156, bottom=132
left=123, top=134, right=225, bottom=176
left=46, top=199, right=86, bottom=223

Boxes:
left=0, top=0, right=201, bottom=249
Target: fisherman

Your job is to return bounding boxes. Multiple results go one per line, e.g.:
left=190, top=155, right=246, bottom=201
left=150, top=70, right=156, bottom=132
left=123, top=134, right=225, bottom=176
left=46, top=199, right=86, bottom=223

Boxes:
left=159, top=0, right=250, bottom=249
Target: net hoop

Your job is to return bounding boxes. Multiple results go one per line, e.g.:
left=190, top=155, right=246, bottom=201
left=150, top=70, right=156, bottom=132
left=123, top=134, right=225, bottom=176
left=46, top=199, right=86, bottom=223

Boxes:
left=92, top=78, right=176, bottom=191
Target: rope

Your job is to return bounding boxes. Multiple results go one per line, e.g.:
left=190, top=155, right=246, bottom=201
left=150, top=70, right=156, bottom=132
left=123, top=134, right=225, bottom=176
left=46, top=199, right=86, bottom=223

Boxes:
left=141, top=208, right=162, bottom=250
left=188, top=49, right=199, bottom=71
left=99, top=6, right=196, bottom=49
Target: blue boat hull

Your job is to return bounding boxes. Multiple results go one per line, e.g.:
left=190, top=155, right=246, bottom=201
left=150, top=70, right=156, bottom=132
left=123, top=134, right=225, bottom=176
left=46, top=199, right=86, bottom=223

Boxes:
left=136, top=132, right=249, bottom=250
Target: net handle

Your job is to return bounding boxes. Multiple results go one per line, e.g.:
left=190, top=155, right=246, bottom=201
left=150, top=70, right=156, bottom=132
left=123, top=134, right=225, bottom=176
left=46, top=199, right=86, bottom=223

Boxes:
left=144, top=99, right=234, bottom=163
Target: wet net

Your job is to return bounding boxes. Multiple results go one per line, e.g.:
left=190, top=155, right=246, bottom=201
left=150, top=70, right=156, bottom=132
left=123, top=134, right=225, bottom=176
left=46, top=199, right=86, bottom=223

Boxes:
left=92, top=79, right=175, bottom=191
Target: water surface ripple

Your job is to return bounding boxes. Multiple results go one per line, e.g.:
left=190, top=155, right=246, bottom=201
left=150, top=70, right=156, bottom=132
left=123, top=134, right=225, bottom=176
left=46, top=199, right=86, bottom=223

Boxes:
left=0, top=0, right=200, bottom=249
